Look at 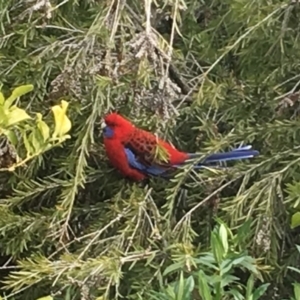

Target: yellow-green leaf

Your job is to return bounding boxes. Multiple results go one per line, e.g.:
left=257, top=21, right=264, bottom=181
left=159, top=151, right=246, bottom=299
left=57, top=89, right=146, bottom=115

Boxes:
left=51, top=100, right=72, bottom=138
left=5, top=84, right=34, bottom=109
left=219, top=224, right=228, bottom=255
left=36, top=296, right=53, bottom=300
left=154, top=143, right=170, bottom=163
left=23, top=133, right=34, bottom=157
left=0, top=106, right=8, bottom=126
left=36, top=113, right=50, bottom=141
left=6, top=106, right=31, bottom=126
left=28, top=129, right=44, bottom=153
left=2, top=129, right=18, bottom=146
left=291, top=212, right=300, bottom=229
left=0, top=92, right=5, bottom=105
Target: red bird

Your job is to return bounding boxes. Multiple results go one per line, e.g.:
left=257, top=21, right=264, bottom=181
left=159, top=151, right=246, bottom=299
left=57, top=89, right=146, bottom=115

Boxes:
left=102, top=113, right=259, bottom=181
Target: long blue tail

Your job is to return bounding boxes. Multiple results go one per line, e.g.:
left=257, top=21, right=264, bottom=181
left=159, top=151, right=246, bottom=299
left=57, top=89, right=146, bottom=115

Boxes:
left=187, top=145, right=259, bottom=168
left=125, top=145, right=259, bottom=177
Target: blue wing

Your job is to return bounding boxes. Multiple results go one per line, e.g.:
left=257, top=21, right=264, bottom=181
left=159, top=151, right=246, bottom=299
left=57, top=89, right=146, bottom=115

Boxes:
left=125, top=145, right=259, bottom=177
left=124, top=148, right=169, bottom=176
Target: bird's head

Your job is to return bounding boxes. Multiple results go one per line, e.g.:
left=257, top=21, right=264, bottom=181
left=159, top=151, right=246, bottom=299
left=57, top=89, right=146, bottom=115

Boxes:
left=102, top=113, right=134, bottom=140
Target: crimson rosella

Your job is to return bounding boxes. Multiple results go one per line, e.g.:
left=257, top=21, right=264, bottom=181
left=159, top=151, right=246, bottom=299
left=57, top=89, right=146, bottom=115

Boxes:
left=102, top=113, right=259, bottom=181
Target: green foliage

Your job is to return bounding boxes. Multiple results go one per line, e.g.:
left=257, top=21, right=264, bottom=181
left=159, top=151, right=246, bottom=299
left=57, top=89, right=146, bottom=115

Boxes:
left=149, top=222, right=269, bottom=300
left=0, top=85, right=72, bottom=171
left=1, top=0, right=300, bottom=299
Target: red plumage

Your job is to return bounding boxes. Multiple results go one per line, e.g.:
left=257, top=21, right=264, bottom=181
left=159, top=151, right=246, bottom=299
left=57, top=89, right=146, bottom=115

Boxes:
left=102, top=113, right=260, bottom=181
left=102, top=113, right=189, bottom=181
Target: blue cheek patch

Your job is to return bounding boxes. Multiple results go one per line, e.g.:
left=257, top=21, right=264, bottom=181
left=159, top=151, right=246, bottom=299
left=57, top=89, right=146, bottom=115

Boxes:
left=103, top=126, right=114, bottom=138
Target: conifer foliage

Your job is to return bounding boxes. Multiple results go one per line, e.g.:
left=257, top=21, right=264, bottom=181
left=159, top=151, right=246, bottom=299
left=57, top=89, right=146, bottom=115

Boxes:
left=1, top=0, right=300, bottom=299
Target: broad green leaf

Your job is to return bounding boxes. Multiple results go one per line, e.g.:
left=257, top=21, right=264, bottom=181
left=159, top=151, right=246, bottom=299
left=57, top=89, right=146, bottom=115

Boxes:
left=293, top=283, right=300, bottom=300
left=220, top=258, right=237, bottom=275
left=239, top=256, right=258, bottom=275
left=163, top=262, right=185, bottom=276
left=23, top=132, right=35, bottom=156
left=252, top=283, right=270, bottom=300
left=220, top=275, right=240, bottom=288
left=197, top=270, right=212, bottom=300
left=177, top=271, right=185, bottom=300
left=36, top=113, right=50, bottom=141
left=165, top=285, right=176, bottom=299
left=288, top=266, right=300, bottom=275
left=215, top=217, right=234, bottom=240
left=184, top=276, right=195, bottom=296
left=0, top=106, right=8, bottom=126
left=2, top=129, right=18, bottom=146
left=228, top=289, right=244, bottom=300
left=208, top=274, right=222, bottom=286
left=291, top=212, right=300, bottom=229
left=6, top=106, right=31, bottom=126
left=231, top=255, right=248, bottom=266
left=245, top=274, right=255, bottom=300
left=196, top=259, right=218, bottom=270
left=219, top=224, right=228, bottom=256
left=211, top=232, right=224, bottom=264
left=196, top=253, right=218, bottom=270
left=51, top=100, right=72, bottom=138
left=5, top=84, right=34, bottom=109
left=28, top=129, right=44, bottom=153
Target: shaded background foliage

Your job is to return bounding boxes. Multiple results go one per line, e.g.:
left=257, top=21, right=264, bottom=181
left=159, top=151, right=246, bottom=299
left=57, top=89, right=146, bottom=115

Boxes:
left=1, top=0, right=300, bottom=299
